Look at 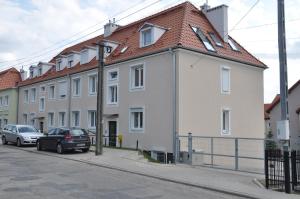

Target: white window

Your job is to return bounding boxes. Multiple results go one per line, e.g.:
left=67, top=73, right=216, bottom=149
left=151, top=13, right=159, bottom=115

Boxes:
left=130, top=108, right=144, bottom=132
left=39, top=98, right=45, bottom=112
left=31, top=88, right=36, bottom=102
left=89, top=75, right=97, bottom=95
left=24, top=90, right=29, bottom=103
left=72, top=78, right=81, bottom=97
left=140, top=27, right=153, bottom=47
left=58, top=112, right=66, bottom=127
left=72, top=111, right=80, bottom=127
left=67, top=55, right=74, bottom=68
left=130, top=64, right=144, bottom=90
left=48, top=85, right=55, bottom=99
left=221, top=66, right=230, bottom=94
left=59, top=81, right=67, bottom=99
left=56, top=60, right=62, bottom=71
left=48, top=112, right=54, bottom=127
left=88, top=110, right=96, bottom=128
left=107, top=84, right=118, bottom=105
left=108, top=69, right=118, bottom=81
left=38, top=67, right=42, bottom=76
left=23, top=114, right=28, bottom=124
left=3, top=96, right=8, bottom=106
left=221, top=109, right=230, bottom=135
left=80, top=49, right=88, bottom=64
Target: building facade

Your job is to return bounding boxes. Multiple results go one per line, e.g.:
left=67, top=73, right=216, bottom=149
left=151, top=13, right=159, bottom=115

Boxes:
left=17, top=2, right=266, bottom=158
left=266, top=80, right=300, bottom=150
left=0, top=68, right=21, bottom=128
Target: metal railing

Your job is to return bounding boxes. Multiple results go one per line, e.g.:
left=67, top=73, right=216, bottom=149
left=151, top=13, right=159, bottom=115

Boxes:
left=89, top=134, right=118, bottom=147
left=176, top=133, right=270, bottom=174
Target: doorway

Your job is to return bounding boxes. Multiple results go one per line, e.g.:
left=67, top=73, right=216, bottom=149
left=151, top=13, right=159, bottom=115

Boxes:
left=108, top=121, right=117, bottom=147
left=39, top=121, right=44, bottom=133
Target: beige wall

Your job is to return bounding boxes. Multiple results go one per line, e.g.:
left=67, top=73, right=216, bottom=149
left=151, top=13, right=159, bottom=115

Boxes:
left=269, top=85, right=300, bottom=150
left=177, top=49, right=265, bottom=139
left=0, top=88, right=19, bottom=127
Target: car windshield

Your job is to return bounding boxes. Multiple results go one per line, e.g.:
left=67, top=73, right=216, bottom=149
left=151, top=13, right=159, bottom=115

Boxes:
left=71, top=129, right=87, bottom=136
left=18, top=126, right=38, bottom=133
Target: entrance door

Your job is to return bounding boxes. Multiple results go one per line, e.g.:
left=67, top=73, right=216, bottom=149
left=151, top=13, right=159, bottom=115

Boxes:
left=39, top=121, right=44, bottom=133
left=108, top=121, right=117, bottom=147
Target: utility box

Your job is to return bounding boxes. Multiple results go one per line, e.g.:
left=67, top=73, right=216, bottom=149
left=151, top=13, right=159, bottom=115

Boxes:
left=276, top=120, right=290, bottom=140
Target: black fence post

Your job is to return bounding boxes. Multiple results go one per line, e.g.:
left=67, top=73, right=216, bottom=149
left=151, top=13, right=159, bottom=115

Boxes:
left=136, top=140, right=139, bottom=150
left=291, top=150, right=297, bottom=191
left=265, top=149, right=269, bottom=189
left=284, top=151, right=291, bottom=193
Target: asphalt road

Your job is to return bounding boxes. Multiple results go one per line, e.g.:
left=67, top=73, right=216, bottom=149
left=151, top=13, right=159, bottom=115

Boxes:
left=0, top=144, right=245, bottom=199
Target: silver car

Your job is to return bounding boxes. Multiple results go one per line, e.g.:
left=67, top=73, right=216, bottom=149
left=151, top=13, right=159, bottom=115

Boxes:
left=1, top=124, right=43, bottom=146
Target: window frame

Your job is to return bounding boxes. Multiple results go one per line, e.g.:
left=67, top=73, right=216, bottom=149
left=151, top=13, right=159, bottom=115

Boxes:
left=88, top=73, right=97, bottom=96
left=72, top=77, right=81, bottom=97
left=87, top=110, right=96, bottom=129
left=107, top=83, right=118, bottom=105
left=48, top=112, right=55, bottom=127
left=221, top=108, right=231, bottom=136
left=39, top=97, right=45, bottom=112
left=228, top=39, right=239, bottom=51
left=58, top=80, right=67, bottom=99
left=58, top=111, right=66, bottom=127
left=71, top=110, right=80, bottom=127
left=107, top=68, right=119, bottom=82
left=190, top=25, right=216, bottom=52
left=220, top=65, right=231, bottom=94
left=129, top=107, right=145, bottom=133
left=129, top=63, right=145, bottom=91
left=48, top=84, right=55, bottom=99
left=24, top=90, right=29, bottom=104
left=30, top=87, right=36, bottom=103
left=140, top=27, right=153, bottom=47
left=209, top=32, right=223, bottom=47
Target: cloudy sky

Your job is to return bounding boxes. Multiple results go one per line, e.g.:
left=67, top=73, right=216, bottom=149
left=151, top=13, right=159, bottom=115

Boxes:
left=0, top=0, right=299, bottom=103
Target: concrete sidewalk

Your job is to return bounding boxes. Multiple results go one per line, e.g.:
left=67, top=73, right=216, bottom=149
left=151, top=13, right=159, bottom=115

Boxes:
left=19, top=146, right=298, bottom=199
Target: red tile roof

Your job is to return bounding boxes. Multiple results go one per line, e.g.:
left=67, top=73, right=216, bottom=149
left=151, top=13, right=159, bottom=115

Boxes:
left=18, top=1, right=266, bottom=87
left=266, top=79, right=300, bottom=113
left=0, top=68, right=21, bottom=90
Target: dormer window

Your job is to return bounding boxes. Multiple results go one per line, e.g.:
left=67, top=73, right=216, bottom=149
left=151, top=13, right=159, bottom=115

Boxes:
left=67, top=55, right=74, bottom=68
left=30, top=70, right=34, bottom=78
left=120, top=46, right=128, bottom=53
left=80, top=49, right=88, bottom=64
left=38, top=68, right=42, bottom=76
left=191, top=25, right=216, bottom=52
left=140, top=27, right=153, bottom=47
left=57, top=60, right=62, bottom=71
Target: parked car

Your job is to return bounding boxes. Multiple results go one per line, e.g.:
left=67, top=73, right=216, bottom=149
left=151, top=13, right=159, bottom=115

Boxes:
left=36, top=128, right=91, bottom=154
left=1, top=124, right=43, bottom=146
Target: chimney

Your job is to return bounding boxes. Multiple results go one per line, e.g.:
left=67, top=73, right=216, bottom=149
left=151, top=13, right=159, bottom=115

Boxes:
left=104, top=18, right=119, bottom=37
left=20, top=69, right=27, bottom=81
left=201, top=4, right=228, bottom=43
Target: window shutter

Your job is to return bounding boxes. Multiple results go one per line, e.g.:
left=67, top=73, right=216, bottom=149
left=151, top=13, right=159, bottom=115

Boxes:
left=59, top=82, right=67, bottom=97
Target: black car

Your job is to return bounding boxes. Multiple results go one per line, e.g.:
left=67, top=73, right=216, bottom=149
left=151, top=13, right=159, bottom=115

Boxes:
left=36, top=128, right=91, bottom=154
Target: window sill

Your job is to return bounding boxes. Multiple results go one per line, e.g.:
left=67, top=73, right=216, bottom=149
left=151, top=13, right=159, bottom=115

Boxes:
left=130, top=128, right=144, bottom=133
left=130, top=87, right=145, bottom=92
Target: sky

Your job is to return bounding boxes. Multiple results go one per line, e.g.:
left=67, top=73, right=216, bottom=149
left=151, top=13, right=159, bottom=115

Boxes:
left=0, top=0, right=299, bottom=103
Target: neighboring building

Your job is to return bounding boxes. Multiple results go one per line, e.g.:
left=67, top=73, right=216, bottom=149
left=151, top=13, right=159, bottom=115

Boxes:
left=264, top=103, right=271, bottom=134
left=266, top=80, right=300, bottom=150
left=0, top=68, right=21, bottom=128
left=17, top=2, right=266, bottom=159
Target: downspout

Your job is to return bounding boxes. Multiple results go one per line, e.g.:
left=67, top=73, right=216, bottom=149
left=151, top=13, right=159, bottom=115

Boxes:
left=170, top=48, right=177, bottom=163
left=16, top=86, right=19, bottom=124
left=67, top=74, right=71, bottom=128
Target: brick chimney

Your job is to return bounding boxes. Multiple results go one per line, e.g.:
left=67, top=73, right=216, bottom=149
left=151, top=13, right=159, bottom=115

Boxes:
left=20, top=68, right=27, bottom=81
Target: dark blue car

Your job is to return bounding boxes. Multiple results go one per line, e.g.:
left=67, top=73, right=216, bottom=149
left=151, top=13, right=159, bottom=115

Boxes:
left=36, top=128, right=91, bottom=154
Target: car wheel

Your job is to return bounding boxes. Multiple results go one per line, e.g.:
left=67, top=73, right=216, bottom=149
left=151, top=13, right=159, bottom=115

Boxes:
left=56, top=143, right=64, bottom=154
left=82, top=148, right=89, bottom=153
left=36, top=140, right=42, bottom=151
left=2, top=136, right=7, bottom=145
left=16, top=138, right=22, bottom=147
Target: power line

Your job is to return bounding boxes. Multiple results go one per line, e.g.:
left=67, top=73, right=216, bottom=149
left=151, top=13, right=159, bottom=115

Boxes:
left=230, top=0, right=260, bottom=32
left=0, top=0, right=168, bottom=70
left=0, top=0, right=147, bottom=64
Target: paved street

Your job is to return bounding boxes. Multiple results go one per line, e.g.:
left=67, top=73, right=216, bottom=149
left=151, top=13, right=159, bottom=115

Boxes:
left=0, top=144, right=245, bottom=199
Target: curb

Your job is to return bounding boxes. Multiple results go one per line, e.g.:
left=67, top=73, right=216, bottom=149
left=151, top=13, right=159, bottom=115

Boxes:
left=12, top=147, right=264, bottom=199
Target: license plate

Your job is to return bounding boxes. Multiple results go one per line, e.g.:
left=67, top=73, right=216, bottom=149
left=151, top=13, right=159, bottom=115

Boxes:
left=77, top=143, right=85, bottom=147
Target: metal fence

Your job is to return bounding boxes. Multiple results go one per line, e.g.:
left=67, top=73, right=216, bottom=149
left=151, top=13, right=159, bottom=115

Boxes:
left=176, top=133, right=268, bottom=174
left=89, top=135, right=118, bottom=147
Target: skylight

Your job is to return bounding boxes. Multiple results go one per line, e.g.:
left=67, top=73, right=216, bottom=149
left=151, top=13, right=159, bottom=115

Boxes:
left=191, top=26, right=216, bottom=52
left=209, top=32, right=223, bottom=47
left=228, top=39, right=239, bottom=51
left=121, top=46, right=128, bottom=53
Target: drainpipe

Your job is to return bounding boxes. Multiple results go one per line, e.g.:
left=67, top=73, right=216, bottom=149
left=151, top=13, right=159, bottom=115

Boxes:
left=67, top=74, right=71, bottom=128
left=16, top=86, right=19, bottom=124
left=170, top=48, right=177, bottom=163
